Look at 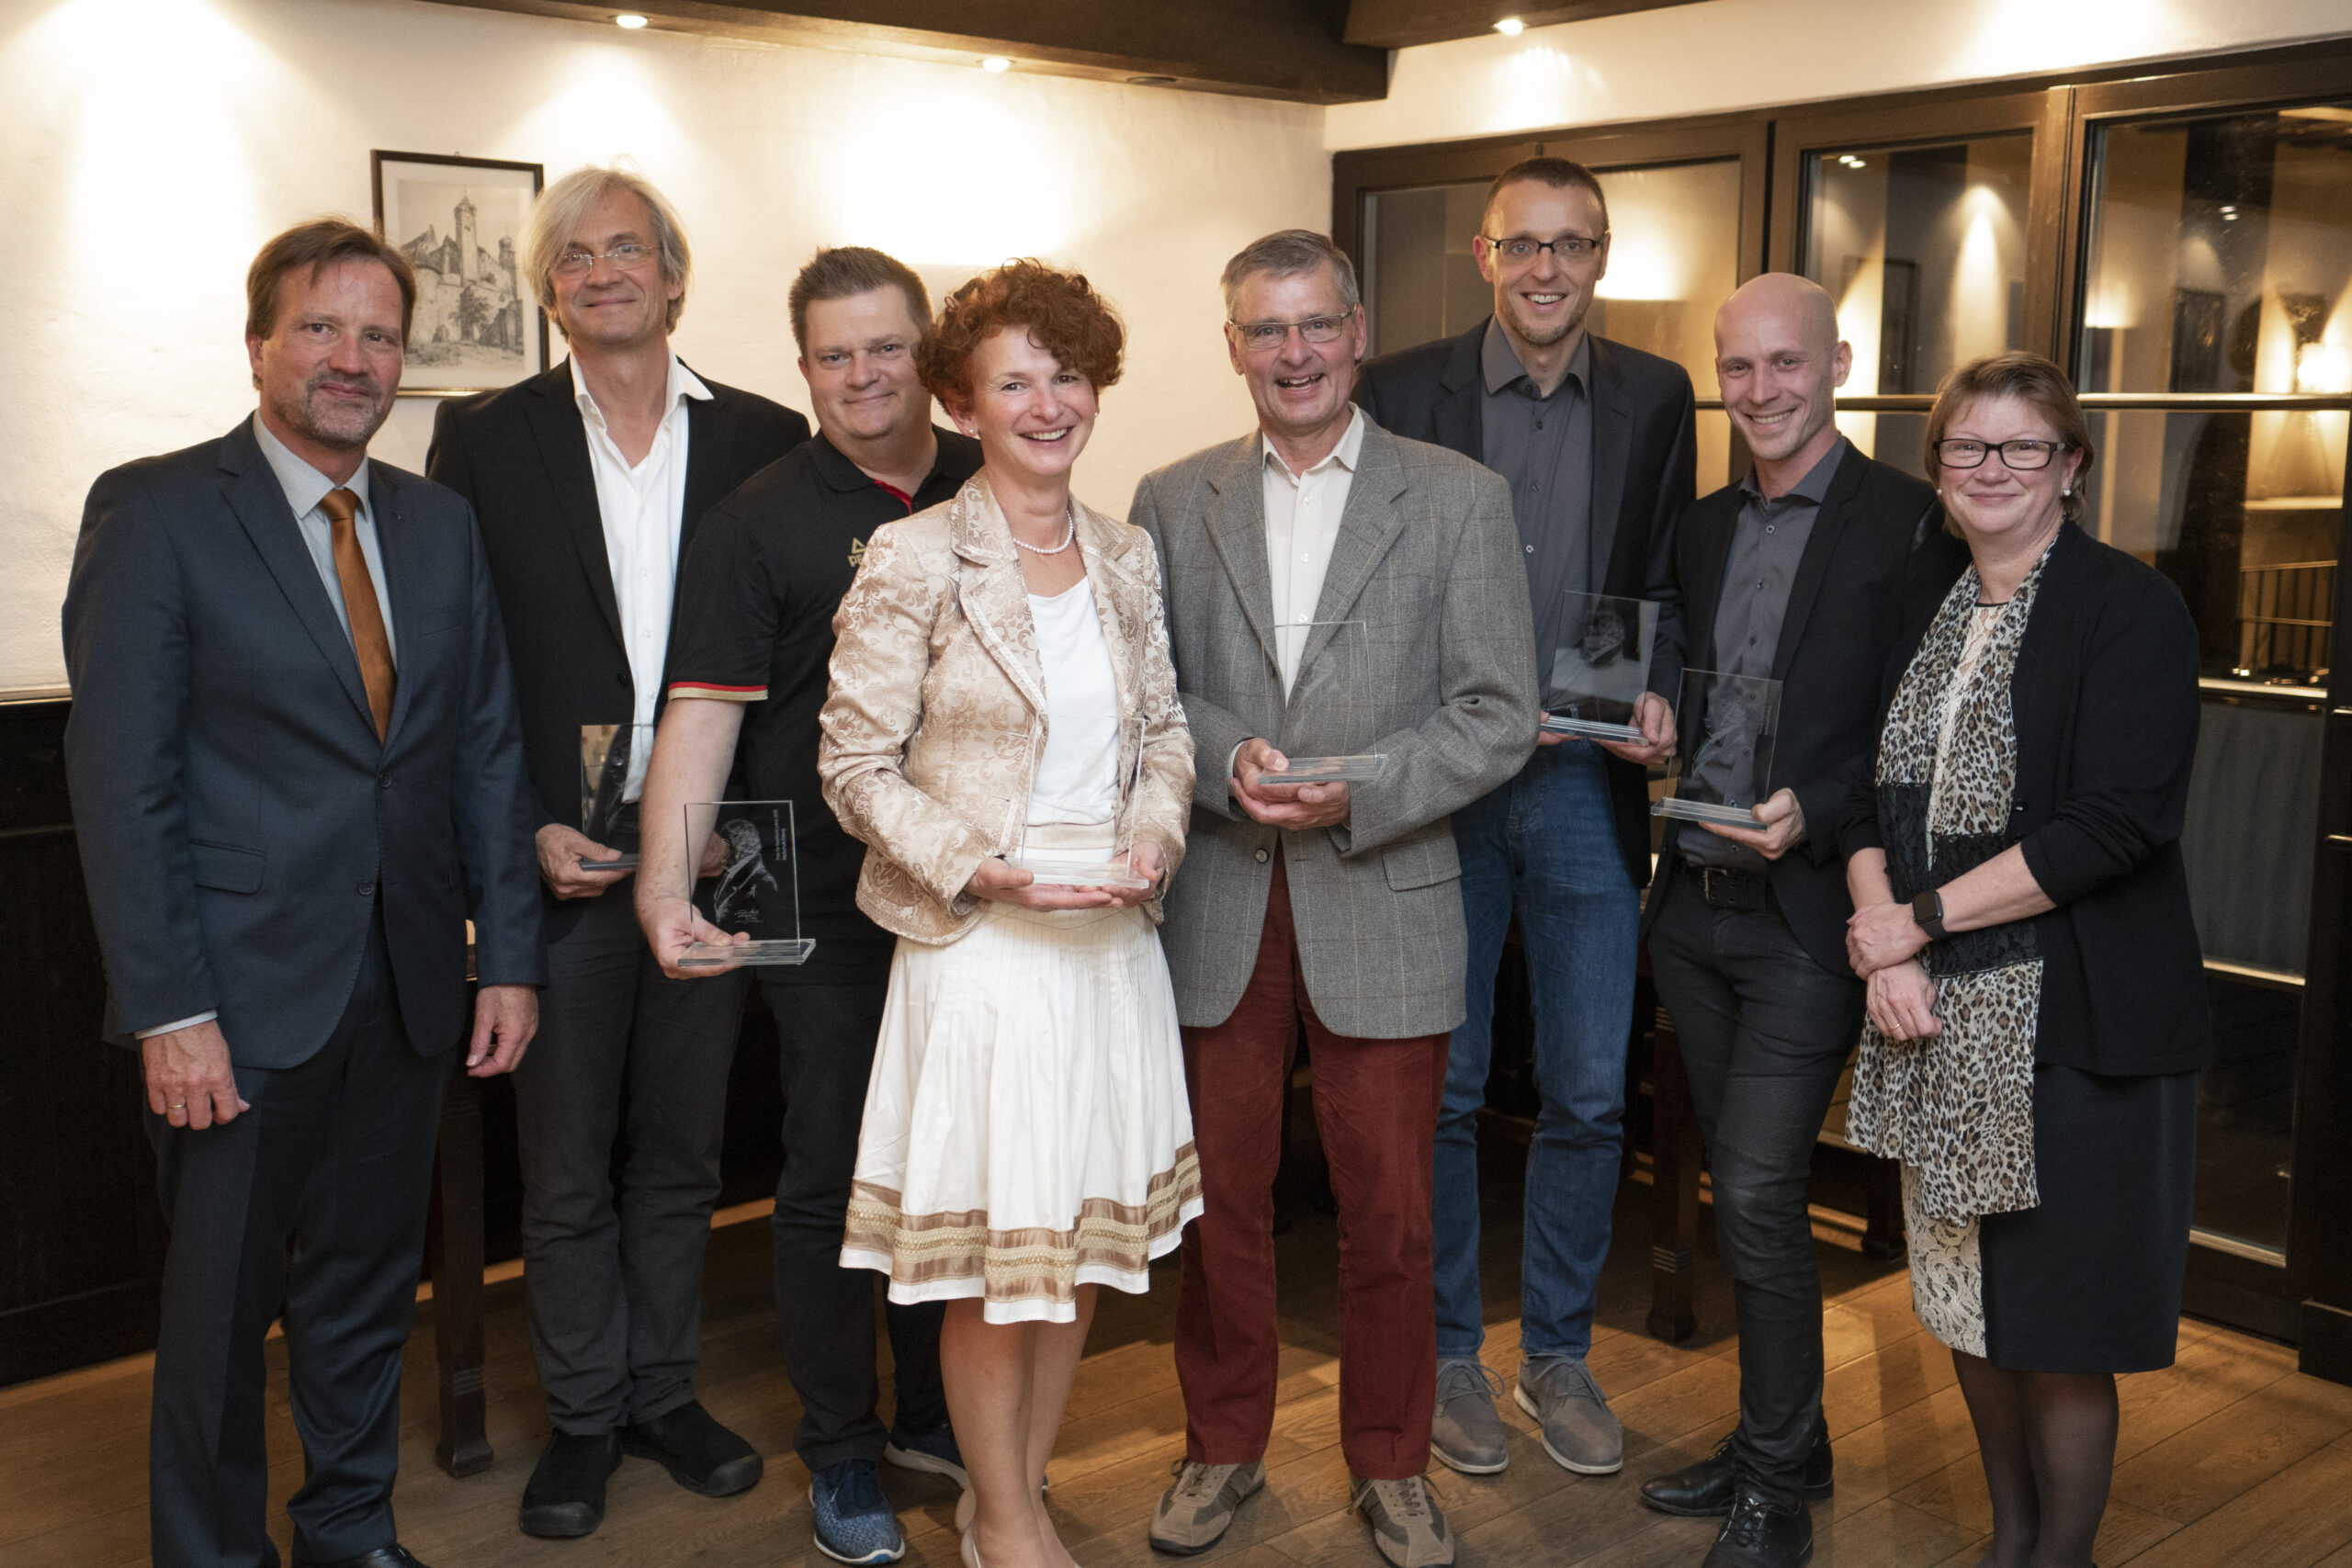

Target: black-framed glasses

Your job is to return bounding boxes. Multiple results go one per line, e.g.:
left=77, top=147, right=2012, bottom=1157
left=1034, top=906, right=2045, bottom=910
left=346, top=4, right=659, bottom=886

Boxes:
left=1479, top=232, right=1607, bottom=265
left=1933, top=438, right=2072, bottom=470
left=551, top=242, right=659, bottom=278
left=1227, top=311, right=1356, bottom=353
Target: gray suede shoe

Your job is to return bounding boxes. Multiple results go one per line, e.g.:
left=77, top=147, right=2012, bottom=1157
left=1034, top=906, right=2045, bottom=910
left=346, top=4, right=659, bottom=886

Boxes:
left=1351, top=1474, right=1454, bottom=1567
left=1430, top=1359, right=1509, bottom=1475
left=1515, top=1356, right=1623, bottom=1474
left=1148, top=1458, right=1265, bottom=1554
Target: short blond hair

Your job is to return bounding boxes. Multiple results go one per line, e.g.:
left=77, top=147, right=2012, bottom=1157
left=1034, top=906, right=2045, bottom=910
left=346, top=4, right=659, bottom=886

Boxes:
left=1925, top=353, right=2098, bottom=525
left=523, top=165, right=692, bottom=335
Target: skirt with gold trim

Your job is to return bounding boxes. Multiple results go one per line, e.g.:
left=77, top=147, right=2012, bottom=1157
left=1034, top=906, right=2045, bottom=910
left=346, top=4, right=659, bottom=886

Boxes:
left=840, top=886, right=1202, bottom=1325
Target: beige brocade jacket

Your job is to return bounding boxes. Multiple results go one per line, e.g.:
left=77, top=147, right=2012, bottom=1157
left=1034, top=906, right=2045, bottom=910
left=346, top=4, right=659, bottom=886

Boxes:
left=817, top=476, right=1195, bottom=945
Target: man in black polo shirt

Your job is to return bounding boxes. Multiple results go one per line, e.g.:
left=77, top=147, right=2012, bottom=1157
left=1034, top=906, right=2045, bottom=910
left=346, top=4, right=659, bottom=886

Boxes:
left=637, top=248, right=981, bottom=1567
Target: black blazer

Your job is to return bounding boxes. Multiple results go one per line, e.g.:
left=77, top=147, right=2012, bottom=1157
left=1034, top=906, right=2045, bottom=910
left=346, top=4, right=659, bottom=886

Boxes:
left=61, top=418, right=545, bottom=1066
left=1645, top=446, right=1965, bottom=976
left=1356, top=320, right=1696, bottom=887
left=428, top=362, right=808, bottom=933
left=1842, top=522, right=2209, bottom=1077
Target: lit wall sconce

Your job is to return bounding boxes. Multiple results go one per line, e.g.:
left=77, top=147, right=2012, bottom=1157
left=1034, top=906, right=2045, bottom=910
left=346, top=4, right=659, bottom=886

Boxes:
left=2295, top=343, right=2350, bottom=396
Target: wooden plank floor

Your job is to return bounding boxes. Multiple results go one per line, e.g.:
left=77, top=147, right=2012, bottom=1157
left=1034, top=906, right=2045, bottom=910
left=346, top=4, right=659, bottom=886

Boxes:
left=8, top=1177, right=2352, bottom=1567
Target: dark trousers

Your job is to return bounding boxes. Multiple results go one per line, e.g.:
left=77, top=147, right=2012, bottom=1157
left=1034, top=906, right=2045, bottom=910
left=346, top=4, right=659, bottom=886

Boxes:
left=147, top=906, right=447, bottom=1568
left=1646, top=874, right=1863, bottom=1509
left=761, top=978, right=947, bottom=1470
left=1174, top=857, right=1449, bottom=1481
left=513, top=888, right=749, bottom=1434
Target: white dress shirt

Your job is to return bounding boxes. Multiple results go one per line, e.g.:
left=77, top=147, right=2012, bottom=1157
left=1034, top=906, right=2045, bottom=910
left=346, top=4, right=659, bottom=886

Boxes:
left=1026, top=578, right=1123, bottom=826
left=572, top=354, right=711, bottom=800
left=1262, top=405, right=1365, bottom=694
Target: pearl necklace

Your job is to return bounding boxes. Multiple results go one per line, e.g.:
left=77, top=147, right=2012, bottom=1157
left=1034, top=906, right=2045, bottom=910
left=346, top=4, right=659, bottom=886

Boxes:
left=1012, top=508, right=1078, bottom=556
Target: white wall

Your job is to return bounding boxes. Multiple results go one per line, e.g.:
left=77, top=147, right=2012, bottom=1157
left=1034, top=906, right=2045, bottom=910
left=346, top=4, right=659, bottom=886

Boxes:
left=0, top=0, right=1329, bottom=692
left=1326, top=0, right=2352, bottom=150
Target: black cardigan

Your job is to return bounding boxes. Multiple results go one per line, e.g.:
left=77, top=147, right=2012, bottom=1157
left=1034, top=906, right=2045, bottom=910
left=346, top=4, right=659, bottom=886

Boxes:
left=1840, top=522, right=2210, bottom=1077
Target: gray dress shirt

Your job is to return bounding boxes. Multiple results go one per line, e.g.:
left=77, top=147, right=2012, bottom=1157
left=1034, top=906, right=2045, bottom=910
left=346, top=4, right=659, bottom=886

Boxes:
left=1681, top=437, right=1847, bottom=870
left=1480, top=321, right=1595, bottom=679
left=253, top=412, right=398, bottom=665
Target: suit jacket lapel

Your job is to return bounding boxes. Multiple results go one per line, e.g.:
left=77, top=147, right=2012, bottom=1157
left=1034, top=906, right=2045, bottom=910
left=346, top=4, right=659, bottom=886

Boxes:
left=1077, top=499, right=1148, bottom=716
left=950, top=479, right=1048, bottom=715
left=1587, top=338, right=1633, bottom=594
left=522, top=363, right=625, bottom=653
left=372, top=465, right=426, bottom=748
left=679, top=378, right=733, bottom=552
left=1202, top=436, right=1280, bottom=675
left=1433, top=325, right=1484, bottom=457
left=219, top=422, right=376, bottom=733
left=1770, top=447, right=1867, bottom=684
left=1685, top=489, right=1737, bottom=674
left=1305, top=424, right=1409, bottom=674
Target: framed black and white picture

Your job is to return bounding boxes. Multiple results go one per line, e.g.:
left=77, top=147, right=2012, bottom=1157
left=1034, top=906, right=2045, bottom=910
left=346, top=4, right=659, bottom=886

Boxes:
left=370, top=151, right=548, bottom=396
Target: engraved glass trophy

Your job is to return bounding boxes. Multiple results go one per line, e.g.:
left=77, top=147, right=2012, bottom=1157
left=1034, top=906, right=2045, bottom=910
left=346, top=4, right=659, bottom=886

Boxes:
left=578, top=722, right=648, bottom=871
left=1005, top=714, right=1154, bottom=890
left=677, top=799, right=815, bottom=966
left=1541, top=592, right=1657, bottom=742
left=1257, top=619, right=1389, bottom=785
left=1652, top=669, right=1782, bottom=827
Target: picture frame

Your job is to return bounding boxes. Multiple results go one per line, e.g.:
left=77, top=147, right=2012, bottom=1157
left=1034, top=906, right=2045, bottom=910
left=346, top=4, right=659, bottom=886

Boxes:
left=370, top=151, right=548, bottom=397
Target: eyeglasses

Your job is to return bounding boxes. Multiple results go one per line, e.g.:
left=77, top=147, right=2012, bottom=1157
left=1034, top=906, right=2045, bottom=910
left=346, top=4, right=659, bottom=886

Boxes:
left=1227, top=312, right=1357, bottom=353
left=1933, top=438, right=2071, bottom=470
left=551, top=242, right=659, bottom=279
left=1479, top=232, right=1606, bottom=265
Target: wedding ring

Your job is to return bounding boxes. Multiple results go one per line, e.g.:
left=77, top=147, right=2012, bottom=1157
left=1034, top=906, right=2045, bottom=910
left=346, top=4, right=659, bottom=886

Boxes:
left=169, top=1101, right=187, bottom=1110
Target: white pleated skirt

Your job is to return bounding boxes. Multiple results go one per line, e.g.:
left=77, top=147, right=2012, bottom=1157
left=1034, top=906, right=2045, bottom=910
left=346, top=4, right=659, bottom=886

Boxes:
left=840, top=829, right=1202, bottom=1325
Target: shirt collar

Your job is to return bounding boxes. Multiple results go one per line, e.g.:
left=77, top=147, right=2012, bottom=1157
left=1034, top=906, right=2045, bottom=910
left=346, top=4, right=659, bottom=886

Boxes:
left=569, top=351, right=712, bottom=433
left=1262, top=403, right=1365, bottom=484
left=252, top=411, right=370, bottom=522
left=1481, top=317, right=1590, bottom=400
left=1738, top=434, right=1849, bottom=507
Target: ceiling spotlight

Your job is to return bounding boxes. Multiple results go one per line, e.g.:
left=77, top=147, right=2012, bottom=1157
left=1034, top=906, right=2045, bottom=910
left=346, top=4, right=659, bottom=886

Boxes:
left=980, top=55, right=1012, bottom=72
left=614, top=12, right=648, bottom=26
left=1125, top=74, right=1177, bottom=85
left=1495, top=17, right=1525, bottom=35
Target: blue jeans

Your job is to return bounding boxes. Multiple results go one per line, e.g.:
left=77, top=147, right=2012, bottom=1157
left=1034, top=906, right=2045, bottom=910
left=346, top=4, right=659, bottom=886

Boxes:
left=1435, top=740, right=1639, bottom=1363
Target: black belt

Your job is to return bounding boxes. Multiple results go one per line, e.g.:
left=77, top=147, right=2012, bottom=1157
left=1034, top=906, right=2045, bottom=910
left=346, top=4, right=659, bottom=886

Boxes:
left=1682, top=861, right=1770, bottom=913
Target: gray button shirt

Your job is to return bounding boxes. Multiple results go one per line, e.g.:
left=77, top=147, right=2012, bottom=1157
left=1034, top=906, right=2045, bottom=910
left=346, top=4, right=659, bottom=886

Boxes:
left=252, top=412, right=398, bottom=665
left=1681, top=436, right=1847, bottom=869
left=1480, top=320, right=1594, bottom=678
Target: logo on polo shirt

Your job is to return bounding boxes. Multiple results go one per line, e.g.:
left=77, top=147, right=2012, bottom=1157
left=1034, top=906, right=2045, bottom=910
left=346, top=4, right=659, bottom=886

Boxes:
left=847, top=536, right=867, bottom=570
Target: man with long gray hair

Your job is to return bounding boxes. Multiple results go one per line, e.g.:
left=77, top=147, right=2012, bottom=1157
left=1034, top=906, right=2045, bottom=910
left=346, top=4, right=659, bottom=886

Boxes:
left=1132, top=229, right=1537, bottom=1567
left=429, top=164, right=808, bottom=1540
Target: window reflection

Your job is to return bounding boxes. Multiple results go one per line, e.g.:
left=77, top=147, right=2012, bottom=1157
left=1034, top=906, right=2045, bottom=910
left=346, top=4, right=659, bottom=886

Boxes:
left=1803, top=135, right=2034, bottom=476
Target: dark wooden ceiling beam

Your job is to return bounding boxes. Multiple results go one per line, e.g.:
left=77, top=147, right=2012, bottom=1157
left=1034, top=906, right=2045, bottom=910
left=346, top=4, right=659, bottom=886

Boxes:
left=417, top=0, right=1390, bottom=104
left=1342, top=0, right=1706, bottom=51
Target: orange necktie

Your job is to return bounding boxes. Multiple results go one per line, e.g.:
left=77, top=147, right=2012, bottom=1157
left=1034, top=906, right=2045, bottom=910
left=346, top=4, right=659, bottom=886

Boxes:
left=321, top=487, right=397, bottom=740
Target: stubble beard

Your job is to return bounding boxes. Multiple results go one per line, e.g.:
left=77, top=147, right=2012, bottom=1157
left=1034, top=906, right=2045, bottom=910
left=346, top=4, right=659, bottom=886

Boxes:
left=1502, top=289, right=1591, bottom=350
left=275, top=369, right=392, bottom=453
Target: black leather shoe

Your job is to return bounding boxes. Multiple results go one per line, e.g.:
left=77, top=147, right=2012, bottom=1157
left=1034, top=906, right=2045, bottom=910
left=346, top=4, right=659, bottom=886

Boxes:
left=622, top=1398, right=763, bottom=1497
left=519, top=1430, right=623, bottom=1538
left=1639, top=1428, right=1833, bottom=1517
left=1701, top=1483, right=1815, bottom=1568
left=292, top=1547, right=435, bottom=1568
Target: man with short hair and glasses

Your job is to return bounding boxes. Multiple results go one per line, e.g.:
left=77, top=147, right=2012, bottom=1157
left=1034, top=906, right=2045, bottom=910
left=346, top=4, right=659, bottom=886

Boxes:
left=428, top=164, right=808, bottom=1540
left=1357, top=155, right=1696, bottom=1482
left=1132, top=228, right=1536, bottom=1567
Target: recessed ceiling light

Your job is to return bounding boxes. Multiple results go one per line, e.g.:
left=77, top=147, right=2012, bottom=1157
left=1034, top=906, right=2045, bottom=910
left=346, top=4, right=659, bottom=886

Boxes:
left=614, top=12, right=648, bottom=27
left=1125, top=74, right=1177, bottom=85
left=1495, top=17, right=1525, bottom=35
left=980, top=55, right=1012, bottom=72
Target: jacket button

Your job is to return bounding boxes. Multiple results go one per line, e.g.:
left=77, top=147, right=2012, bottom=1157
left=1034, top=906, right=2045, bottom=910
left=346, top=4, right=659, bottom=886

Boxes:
left=356, top=879, right=377, bottom=897
left=1254, top=848, right=1270, bottom=863
left=615, top=671, right=629, bottom=687
left=378, top=773, right=392, bottom=790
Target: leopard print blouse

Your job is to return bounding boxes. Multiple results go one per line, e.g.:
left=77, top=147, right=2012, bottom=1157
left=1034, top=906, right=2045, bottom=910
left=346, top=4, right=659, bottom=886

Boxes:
left=1844, top=546, right=2053, bottom=1226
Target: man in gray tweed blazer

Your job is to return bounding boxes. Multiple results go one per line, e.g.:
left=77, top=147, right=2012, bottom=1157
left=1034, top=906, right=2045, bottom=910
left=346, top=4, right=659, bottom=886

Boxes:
left=1130, top=231, right=1537, bottom=1568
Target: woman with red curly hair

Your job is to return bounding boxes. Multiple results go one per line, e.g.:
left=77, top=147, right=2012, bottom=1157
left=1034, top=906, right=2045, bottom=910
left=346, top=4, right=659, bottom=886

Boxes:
left=818, top=260, right=1200, bottom=1568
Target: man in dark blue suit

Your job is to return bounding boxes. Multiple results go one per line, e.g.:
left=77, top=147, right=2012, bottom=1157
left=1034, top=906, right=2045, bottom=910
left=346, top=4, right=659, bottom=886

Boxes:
left=62, top=219, right=544, bottom=1568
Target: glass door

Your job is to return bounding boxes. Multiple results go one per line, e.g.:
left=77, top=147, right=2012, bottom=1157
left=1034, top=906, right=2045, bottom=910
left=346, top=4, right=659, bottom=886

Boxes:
left=2066, top=78, right=2352, bottom=1335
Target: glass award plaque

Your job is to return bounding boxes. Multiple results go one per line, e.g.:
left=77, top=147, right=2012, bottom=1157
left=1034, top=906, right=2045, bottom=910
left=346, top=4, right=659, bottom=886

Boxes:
left=578, top=722, right=646, bottom=872
left=1542, top=592, right=1657, bottom=742
left=677, top=799, right=815, bottom=967
left=1257, top=619, right=1389, bottom=785
left=1005, top=714, right=1153, bottom=890
left=1652, top=669, right=1782, bottom=827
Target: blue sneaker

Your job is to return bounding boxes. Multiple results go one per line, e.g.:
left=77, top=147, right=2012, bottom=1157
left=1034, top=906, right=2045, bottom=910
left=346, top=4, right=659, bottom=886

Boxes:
left=882, top=1424, right=968, bottom=1490
left=808, top=1458, right=905, bottom=1565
